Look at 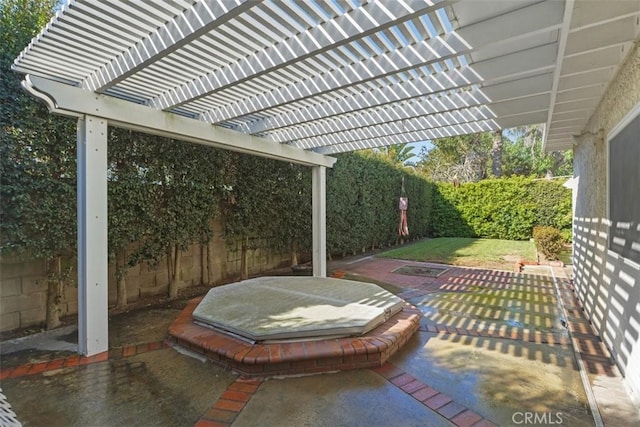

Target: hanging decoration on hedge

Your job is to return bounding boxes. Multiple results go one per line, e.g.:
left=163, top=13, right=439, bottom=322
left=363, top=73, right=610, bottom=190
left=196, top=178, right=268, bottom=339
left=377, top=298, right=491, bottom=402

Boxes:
left=398, top=177, right=409, bottom=237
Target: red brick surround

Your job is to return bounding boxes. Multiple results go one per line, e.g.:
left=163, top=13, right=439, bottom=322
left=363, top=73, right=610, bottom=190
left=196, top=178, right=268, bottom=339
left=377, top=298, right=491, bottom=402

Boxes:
left=169, top=297, right=421, bottom=377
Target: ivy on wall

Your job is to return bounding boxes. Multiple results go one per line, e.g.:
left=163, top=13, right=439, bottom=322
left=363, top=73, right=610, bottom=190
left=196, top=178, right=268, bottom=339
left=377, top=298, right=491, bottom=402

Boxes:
left=1, top=0, right=77, bottom=329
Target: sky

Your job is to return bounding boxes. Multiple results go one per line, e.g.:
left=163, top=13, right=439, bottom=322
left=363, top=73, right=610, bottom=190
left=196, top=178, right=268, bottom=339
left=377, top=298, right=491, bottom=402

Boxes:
left=406, top=140, right=434, bottom=162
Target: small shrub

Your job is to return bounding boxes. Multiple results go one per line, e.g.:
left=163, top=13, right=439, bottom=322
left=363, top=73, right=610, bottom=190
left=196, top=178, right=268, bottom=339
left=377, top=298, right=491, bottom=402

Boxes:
left=533, top=226, right=564, bottom=260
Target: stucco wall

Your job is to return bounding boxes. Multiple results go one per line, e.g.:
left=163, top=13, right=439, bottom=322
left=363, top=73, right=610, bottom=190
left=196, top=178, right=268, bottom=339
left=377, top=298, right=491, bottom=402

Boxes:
left=572, top=38, right=640, bottom=405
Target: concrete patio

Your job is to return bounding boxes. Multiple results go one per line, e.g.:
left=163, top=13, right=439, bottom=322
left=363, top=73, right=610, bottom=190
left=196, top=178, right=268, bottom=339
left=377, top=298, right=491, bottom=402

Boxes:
left=1, top=254, right=638, bottom=427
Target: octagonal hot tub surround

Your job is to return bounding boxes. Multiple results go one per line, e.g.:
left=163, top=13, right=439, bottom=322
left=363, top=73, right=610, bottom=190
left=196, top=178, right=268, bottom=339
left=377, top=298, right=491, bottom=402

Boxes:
left=169, top=277, right=421, bottom=377
left=192, top=276, right=404, bottom=342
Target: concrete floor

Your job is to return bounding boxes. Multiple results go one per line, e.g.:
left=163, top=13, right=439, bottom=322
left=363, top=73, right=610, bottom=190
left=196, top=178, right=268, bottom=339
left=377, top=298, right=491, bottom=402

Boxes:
left=1, top=255, right=639, bottom=427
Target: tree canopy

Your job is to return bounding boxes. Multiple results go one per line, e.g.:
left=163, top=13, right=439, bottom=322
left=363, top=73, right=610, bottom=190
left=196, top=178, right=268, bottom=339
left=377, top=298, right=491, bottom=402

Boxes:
left=416, top=125, right=573, bottom=182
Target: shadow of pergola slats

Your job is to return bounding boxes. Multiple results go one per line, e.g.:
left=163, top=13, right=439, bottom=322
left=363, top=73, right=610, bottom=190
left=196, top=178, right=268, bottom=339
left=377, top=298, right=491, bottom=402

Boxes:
left=404, top=269, right=616, bottom=377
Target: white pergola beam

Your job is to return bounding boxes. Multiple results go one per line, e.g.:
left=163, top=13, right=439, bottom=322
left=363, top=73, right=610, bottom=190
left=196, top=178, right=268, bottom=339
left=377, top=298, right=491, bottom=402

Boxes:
left=82, top=0, right=257, bottom=92
left=264, top=89, right=490, bottom=142
left=201, top=33, right=470, bottom=124
left=77, top=115, right=108, bottom=356
left=318, top=119, right=499, bottom=154
left=290, top=105, right=495, bottom=149
left=456, top=0, right=564, bottom=46
left=270, top=103, right=493, bottom=145
left=542, top=0, right=574, bottom=150
left=24, top=76, right=335, bottom=168
left=494, top=111, right=548, bottom=129
left=151, top=0, right=454, bottom=110
left=489, top=93, right=550, bottom=118
left=246, top=67, right=482, bottom=135
left=481, top=73, right=553, bottom=103
left=472, top=44, right=558, bottom=84
left=214, top=1, right=562, bottom=130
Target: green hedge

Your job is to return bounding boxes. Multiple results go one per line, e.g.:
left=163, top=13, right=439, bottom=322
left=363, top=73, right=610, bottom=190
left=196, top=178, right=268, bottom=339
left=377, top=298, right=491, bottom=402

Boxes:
left=326, top=152, right=433, bottom=256
left=431, top=176, right=571, bottom=240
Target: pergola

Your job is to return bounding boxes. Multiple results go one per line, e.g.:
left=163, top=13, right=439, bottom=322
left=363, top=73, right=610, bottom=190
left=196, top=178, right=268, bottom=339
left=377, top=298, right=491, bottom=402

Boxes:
left=12, top=0, right=640, bottom=356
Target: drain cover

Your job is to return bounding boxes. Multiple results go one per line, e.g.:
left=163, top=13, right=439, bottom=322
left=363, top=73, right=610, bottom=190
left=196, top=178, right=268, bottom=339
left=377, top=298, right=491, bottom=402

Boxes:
left=392, top=265, right=448, bottom=277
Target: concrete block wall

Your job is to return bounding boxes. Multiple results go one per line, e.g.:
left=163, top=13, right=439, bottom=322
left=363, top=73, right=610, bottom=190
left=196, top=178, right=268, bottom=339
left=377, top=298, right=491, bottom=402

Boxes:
left=572, top=38, right=640, bottom=405
left=0, top=257, right=49, bottom=332
left=1, top=220, right=293, bottom=332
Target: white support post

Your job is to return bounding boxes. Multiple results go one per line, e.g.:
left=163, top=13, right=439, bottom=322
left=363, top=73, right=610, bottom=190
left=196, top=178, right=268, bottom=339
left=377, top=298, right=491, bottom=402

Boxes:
left=77, top=115, right=109, bottom=356
left=312, top=166, right=327, bottom=277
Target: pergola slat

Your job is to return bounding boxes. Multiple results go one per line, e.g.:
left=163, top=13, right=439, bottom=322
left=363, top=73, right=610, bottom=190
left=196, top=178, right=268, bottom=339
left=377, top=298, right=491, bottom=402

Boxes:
left=82, top=0, right=256, bottom=92
left=150, top=0, right=452, bottom=110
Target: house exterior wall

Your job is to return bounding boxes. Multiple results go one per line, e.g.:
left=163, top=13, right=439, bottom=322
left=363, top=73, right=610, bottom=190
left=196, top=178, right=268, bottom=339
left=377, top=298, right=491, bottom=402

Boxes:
left=572, top=38, right=640, bottom=405
left=0, top=219, right=292, bottom=332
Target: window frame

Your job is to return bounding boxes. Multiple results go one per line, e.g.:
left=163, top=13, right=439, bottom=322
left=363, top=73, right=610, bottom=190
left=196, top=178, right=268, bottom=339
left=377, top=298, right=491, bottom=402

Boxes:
left=606, top=101, right=640, bottom=267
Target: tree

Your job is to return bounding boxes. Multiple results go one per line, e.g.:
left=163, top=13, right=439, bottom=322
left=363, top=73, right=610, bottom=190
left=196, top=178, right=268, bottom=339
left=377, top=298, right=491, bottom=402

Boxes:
left=502, top=125, right=573, bottom=177
left=1, top=0, right=77, bottom=329
left=378, top=143, right=417, bottom=165
left=490, top=130, right=504, bottom=177
left=417, top=132, right=493, bottom=182
left=418, top=126, right=573, bottom=181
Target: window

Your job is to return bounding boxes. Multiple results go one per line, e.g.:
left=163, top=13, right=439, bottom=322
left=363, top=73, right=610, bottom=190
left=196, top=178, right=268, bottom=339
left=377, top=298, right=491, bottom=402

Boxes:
left=608, top=102, right=640, bottom=264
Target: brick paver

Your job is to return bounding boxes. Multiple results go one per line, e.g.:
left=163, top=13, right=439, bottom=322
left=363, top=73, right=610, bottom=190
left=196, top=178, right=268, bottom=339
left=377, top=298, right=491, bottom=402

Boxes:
left=2, top=257, right=623, bottom=427
left=196, top=377, right=263, bottom=426
left=0, top=340, right=168, bottom=380
left=374, top=362, right=496, bottom=426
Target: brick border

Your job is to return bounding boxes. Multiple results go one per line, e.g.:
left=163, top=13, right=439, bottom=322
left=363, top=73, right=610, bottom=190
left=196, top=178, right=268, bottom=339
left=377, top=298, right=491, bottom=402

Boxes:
left=555, top=279, right=617, bottom=377
left=418, top=323, right=570, bottom=346
left=0, top=339, right=169, bottom=380
left=373, top=363, right=497, bottom=427
left=194, top=377, right=263, bottom=427
left=169, top=297, right=421, bottom=377
left=109, top=340, right=171, bottom=359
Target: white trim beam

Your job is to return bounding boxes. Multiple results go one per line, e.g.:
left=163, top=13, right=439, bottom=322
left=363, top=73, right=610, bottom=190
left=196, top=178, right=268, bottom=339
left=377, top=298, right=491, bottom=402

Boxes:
left=82, top=0, right=257, bottom=92
left=543, top=0, right=574, bottom=150
left=151, top=0, right=454, bottom=110
left=77, top=115, right=109, bottom=356
left=25, top=75, right=335, bottom=168
left=455, top=0, right=564, bottom=46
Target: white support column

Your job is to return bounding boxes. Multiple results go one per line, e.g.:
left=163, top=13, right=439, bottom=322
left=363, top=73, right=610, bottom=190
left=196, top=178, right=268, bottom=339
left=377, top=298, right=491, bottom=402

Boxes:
left=312, top=166, right=327, bottom=277
left=77, top=115, right=109, bottom=356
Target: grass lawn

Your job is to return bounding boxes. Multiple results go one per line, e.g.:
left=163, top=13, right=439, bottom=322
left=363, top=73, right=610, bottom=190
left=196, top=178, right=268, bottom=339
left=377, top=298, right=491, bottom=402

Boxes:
left=378, top=237, right=536, bottom=271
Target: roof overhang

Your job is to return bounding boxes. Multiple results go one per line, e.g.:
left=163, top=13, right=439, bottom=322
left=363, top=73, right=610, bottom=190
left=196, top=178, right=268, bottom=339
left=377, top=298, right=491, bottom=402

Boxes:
left=12, top=0, right=640, bottom=154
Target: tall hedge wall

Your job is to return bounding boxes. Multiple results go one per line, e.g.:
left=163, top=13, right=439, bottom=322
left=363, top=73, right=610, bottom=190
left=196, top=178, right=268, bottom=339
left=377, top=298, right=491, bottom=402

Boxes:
left=326, top=152, right=433, bottom=256
left=431, top=176, right=571, bottom=240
